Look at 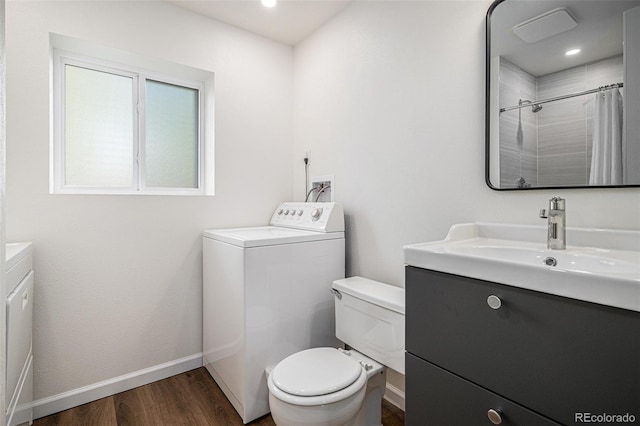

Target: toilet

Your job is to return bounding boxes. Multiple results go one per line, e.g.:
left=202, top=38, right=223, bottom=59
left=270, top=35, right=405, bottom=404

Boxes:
left=267, top=276, right=405, bottom=426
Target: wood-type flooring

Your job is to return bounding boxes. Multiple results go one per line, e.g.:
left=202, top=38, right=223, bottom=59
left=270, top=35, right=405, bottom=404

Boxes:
left=33, top=367, right=405, bottom=425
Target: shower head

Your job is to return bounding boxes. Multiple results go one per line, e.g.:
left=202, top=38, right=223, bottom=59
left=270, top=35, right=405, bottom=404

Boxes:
left=520, top=100, right=543, bottom=113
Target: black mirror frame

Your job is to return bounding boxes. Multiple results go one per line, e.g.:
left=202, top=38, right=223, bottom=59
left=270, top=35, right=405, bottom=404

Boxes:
left=484, top=0, right=638, bottom=191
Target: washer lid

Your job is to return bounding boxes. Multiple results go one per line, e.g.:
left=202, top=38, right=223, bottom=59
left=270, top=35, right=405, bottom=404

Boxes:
left=202, top=226, right=344, bottom=248
left=271, top=348, right=363, bottom=397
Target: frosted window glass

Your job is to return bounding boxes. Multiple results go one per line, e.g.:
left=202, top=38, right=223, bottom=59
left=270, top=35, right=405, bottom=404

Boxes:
left=65, top=65, right=134, bottom=187
left=145, top=80, right=199, bottom=188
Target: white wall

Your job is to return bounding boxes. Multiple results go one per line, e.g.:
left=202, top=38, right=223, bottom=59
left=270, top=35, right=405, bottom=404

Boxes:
left=293, top=0, right=640, bottom=390
left=294, top=0, right=640, bottom=288
left=5, top=1, right=293, bottom=400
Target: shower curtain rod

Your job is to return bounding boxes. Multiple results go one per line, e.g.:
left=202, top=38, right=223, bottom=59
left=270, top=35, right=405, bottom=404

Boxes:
left=499, top=82, right=624, bottom=113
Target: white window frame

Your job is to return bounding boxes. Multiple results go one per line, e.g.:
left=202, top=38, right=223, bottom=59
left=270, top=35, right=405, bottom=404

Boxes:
left=52, top=50, right=206, bottom=195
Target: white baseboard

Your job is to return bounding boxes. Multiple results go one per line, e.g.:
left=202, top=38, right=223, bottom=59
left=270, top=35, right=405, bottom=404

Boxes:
left=383, top=382, right=405, bottom=411
left=31, top=353, right=203, bottom=420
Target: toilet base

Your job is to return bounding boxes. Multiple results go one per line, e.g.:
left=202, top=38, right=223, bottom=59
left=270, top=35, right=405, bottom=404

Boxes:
left=269, top=387, right=366, bottom=426
left=351, top=365, right=386, bottom=426
left=267, top=349, right=388, bottom=426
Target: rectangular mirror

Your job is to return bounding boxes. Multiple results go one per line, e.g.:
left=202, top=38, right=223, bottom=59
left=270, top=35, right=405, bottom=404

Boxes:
left=486, top=0, right=640, bottom=189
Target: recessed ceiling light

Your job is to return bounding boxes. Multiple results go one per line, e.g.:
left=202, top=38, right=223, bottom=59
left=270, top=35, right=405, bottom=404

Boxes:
left=261, top=0, right=277, bottom=7
left=565, top=48, right=581, bottom=56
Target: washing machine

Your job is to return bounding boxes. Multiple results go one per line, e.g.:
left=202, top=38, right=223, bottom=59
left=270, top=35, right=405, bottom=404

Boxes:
left=203, top=202, right=345, bottom=424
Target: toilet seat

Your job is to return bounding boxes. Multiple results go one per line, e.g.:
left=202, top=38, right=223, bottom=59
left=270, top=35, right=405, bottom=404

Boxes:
left=268, top=348, right=367, bottom=406
left=272, top=348, right=363, bottom=396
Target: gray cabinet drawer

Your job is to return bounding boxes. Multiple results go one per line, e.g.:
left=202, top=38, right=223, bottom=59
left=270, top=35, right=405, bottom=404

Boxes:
left=406, top=353, right=561, bottom=426
left=406, top=266, right=640, bottom=425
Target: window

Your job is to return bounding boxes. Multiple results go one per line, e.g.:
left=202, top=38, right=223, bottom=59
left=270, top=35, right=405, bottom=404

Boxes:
left=52, top=51, right=206, bottom=195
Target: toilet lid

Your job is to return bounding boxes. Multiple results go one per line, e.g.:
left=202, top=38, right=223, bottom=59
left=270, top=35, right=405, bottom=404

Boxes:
left=271, top=348, right=363, bottom=397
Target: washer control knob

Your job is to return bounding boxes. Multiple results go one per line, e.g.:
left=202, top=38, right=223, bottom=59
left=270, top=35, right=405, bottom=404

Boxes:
left=297, top=210, right=303, bottom=216
left=277, top=209, right=283, bottom=215
left=311, top=208, right=323, bottom=220
left=290, top=209, right=297, bottom=215
left=284, top=209, right=290, bottom=215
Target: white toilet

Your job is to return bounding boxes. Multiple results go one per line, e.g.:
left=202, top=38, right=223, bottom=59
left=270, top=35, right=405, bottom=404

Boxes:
left=267, top=276, right=405, bottom=426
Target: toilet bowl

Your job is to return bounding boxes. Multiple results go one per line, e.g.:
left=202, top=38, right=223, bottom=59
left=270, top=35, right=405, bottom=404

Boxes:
left=267, top=277, right=405, bottom=426
left=267, top=348, right=385, bottom=426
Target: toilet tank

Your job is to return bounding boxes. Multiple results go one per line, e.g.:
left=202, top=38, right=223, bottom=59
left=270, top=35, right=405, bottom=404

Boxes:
left=332, top=277, right=405, bottom=374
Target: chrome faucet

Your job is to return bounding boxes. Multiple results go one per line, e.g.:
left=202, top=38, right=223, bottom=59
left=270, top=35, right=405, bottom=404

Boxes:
left=539, top=197, right=566, bottom=250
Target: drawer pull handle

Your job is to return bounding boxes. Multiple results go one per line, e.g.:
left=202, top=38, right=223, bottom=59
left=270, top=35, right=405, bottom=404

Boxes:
left=487, top=408, right=503, bottom=424
left=487, top=295, right=502, bottom=310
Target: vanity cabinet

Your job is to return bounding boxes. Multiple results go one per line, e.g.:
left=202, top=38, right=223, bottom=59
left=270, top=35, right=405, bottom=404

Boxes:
left=5, top=242, right=34, bottom=426
left=406, top=266, right=640, bottom=426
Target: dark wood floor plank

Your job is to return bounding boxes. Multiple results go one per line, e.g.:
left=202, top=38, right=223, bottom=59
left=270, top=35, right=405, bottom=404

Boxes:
left=114, top=380, right=167, bottom=426
left=34, top=395, right=117, bottom=426
left=175, top=368, right=237, bottom=425
left=179, top=368, right=260, bottom=426
left=382, top=399, right=405, bottom=426
left=33, top=367, right=404, bottom=425
left=150, top=374, right=208, bottom=425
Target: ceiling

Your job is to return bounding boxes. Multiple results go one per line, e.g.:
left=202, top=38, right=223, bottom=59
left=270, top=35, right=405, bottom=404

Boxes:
left=170, top=1, right=639, bottom=73
left=490, top=0, right=639, bottom=77
left=167, top=0, right=352, bottom=45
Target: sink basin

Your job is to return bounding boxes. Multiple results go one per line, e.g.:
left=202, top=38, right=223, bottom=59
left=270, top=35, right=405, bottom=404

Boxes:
left=447, top=244, right=639, bottom=276
left=404, top=223, right=640, bottom=312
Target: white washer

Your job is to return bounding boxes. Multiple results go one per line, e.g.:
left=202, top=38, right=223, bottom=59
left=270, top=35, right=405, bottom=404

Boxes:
left=203, top=202, right=345, bottom=424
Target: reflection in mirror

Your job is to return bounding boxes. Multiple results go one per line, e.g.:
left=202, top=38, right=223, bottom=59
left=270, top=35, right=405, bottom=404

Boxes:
left=486, top=0, right=640, bottom=189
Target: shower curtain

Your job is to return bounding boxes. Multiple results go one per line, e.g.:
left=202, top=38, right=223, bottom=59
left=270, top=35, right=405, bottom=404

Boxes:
left=589, top=88, right=623, bottom=185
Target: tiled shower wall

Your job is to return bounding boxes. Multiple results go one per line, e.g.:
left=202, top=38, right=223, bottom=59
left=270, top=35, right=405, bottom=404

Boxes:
left=499, top=56, right=623, bottom=187
left=499, top=59, right=538, bottom=188
left=537, top=56, right=623, bottom=186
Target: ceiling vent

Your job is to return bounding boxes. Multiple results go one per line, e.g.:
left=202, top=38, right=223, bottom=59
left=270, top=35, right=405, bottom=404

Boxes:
left=512, top=8, right=578, bottom=43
